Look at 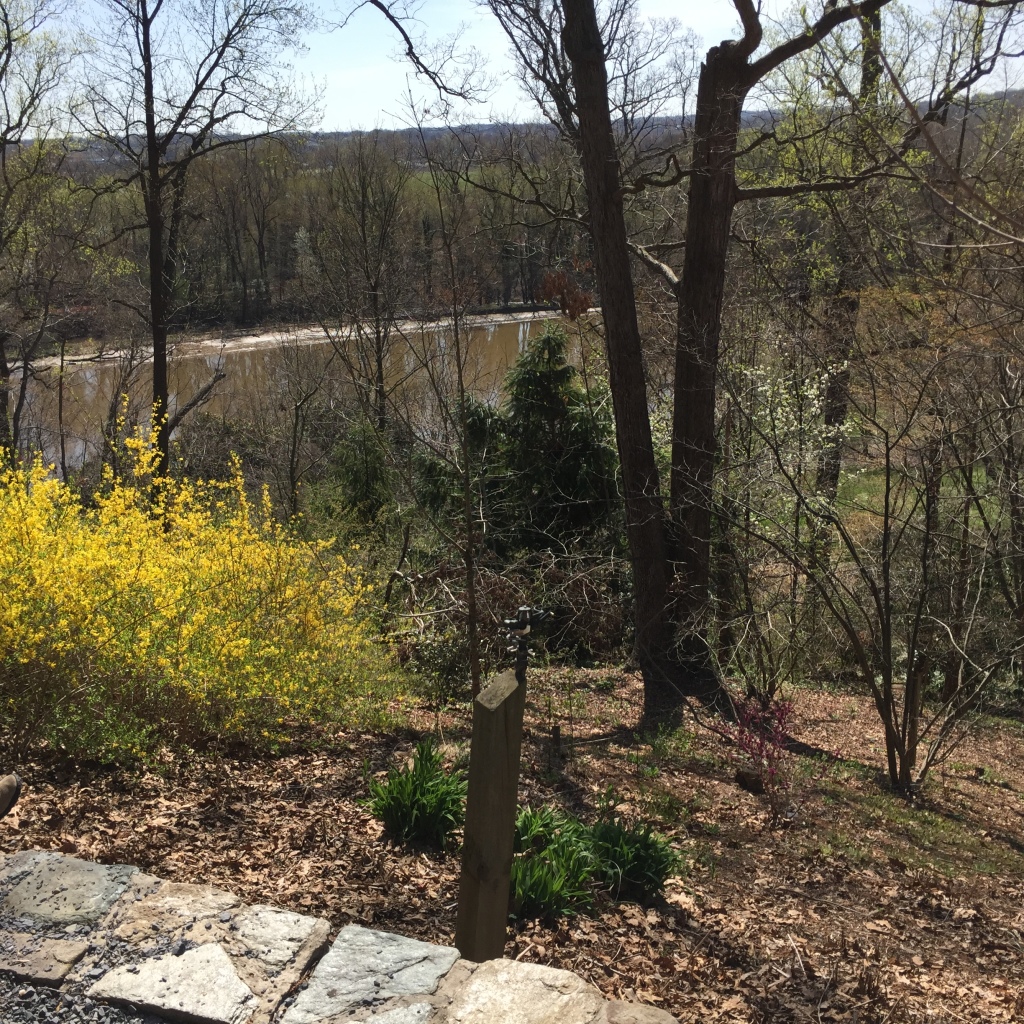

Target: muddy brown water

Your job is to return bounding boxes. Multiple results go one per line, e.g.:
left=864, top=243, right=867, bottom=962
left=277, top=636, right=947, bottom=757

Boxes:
left=16, top=314, right=561, bottom=471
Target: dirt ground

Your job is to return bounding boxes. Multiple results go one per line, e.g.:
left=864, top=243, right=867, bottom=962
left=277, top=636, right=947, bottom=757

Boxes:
left=2, top=671, right=1022, bottom=1024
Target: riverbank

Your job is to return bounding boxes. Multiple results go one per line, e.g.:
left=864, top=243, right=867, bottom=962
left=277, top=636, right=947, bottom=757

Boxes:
left=13, top=310, right=571, bottom=472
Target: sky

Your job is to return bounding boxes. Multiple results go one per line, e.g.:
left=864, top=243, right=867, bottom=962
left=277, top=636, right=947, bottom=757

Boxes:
left=303, top=0, right=749, bottom=130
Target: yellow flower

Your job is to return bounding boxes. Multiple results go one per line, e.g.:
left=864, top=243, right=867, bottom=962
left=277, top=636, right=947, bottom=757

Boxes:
left=0, top=436, right=403, bottom=759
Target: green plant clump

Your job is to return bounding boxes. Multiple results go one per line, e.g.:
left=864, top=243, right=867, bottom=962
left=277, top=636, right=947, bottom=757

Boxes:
left=367, top=738, right=466, bottom=849
left=511, top=806, right=595, bottom=918
left=590, top=818, right=681, bottom=902
left=510, top=804, right=682, bottom=919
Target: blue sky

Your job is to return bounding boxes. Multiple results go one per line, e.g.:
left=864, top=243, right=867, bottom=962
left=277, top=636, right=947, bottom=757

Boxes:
left=305, top=0, right=748, bottom=130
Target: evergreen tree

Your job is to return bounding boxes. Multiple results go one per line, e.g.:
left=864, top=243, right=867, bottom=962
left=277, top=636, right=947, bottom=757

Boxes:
left=498, top=324, right=617, bottom=548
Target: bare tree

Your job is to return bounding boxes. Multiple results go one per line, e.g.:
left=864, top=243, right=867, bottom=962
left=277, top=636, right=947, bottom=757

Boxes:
left=472, top=0, right=1021, bottom=719
left=302, top=131, right=413, bottom=431
left=200, top=139, right=294, bottom=324
left=76, top=0, right=316, bottom=474
left=0, top=0, right=76, bottom=458
left=731, top=322, right=1020, bottom=793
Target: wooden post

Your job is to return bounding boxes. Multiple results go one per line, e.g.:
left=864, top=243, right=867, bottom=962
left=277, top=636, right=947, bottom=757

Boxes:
left=454, top=670, right=525, bottom=962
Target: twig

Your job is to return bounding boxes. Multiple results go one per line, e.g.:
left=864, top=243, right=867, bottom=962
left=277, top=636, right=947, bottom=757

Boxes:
left=788, top=932, right=806, bottom=976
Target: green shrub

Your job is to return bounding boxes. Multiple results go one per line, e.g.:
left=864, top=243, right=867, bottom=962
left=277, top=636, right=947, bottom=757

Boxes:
left=510, top=806, right=595, bottom=918
left=589, top=819, right=681, bottom=902
left=367, top=738, right=466, bottom=849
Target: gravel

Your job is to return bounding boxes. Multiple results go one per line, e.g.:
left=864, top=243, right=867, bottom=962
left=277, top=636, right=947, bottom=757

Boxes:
left=0, top=974, right=165, bottom=1024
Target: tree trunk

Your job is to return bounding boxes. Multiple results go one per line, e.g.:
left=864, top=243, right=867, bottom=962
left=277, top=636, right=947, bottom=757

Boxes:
left=141, top=0, right=170, bottom=477
left=814, top=13, right=881, bottom=504
left=453, top=312, right=482, bottom=698
left=562, top=0, right=684, bottom=715
left=672, top=43, right=747, bottom=658
left=0, top=334, right=11, bottom=457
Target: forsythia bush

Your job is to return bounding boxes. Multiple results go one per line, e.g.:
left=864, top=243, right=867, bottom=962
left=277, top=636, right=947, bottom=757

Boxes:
left=0, top=436, right=397, bottom=758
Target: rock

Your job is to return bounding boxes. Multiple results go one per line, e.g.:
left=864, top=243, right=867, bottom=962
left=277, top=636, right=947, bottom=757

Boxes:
left=596, top=1002, right=680, bottom=1024
left=443, top=959, right=605, bottom=1024
left=233, top=912, right=330, bottom=1024
left=0, top=854, right=681, bottom=1024
left=0, top=851, right=47, bottom=885
left=88, top=942, right=258, bottom=1024
left=359, top=1005, right=435, bottom=1023
left=109, top=879, right=240, bottom=945
left=2, top=856, right=137, bottom=926
left=231, top=905, right=322, bottom=971
left=281, top=926, right=459, bottom=1024
left=0, top=932, right=90, bottom=985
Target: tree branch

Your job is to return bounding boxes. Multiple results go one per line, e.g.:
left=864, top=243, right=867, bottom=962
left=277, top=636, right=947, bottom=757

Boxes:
left=363, top=0, right=475, bottom=100
left=167, top=370, right=226, bottom=434
left=744, top=0, right=892, bottom=88
left=627, top=240, right=680, bottom=289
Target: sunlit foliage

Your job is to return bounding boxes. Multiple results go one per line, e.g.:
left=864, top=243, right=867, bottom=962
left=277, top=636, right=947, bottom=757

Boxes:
left=0, top=433, right=398, bottom=758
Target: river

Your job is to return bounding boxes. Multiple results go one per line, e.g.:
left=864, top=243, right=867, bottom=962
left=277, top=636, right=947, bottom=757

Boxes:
left=16, top=312, right=561, bottom=471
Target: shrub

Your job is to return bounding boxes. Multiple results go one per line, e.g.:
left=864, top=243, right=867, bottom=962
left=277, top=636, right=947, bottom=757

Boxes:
left=589, top=819, right=681, bottom=902
left=497, top=323, right=618, bottom=548
left=725, top=694, right=798, bottom=826
left=367, top=738, right=466, bottom=849
left=511, top=806, right=595, bottom=918
left=0, top=438, right=397, bottom=758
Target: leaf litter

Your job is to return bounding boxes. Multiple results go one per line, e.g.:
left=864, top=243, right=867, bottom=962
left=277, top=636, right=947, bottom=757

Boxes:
left=2, top=670, right=1023, bottom=1023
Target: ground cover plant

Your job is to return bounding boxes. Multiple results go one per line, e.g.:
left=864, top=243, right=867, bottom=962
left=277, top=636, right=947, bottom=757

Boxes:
left=510, top=802, right=680, bottom=917
left=511, top=805, right=596, bottom=918
left=588, top=816, right=681, bottom=904
left=0, top=440, right=398, bottom=758
left=4, top=670, right=1023, bottom=1023
left=367, top=737, right=466, bottom=848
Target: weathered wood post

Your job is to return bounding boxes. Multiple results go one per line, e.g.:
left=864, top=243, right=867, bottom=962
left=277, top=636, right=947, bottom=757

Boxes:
left=455, top=607, right=546, bottom=962
left=454, top=669, right=525, bottom=962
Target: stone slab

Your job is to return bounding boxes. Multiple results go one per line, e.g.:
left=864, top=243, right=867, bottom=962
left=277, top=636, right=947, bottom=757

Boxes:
left=0, top=850, right=55, bottom=890
left=443, top=959, right=605, bottom=1024
left=92, top=875, right=329, bottom=1024
left=0, top=931, right=89, bottom=984
left=0, top=853, right=679, bottom=1024
left=237, top=915, right=331, bottom=1024
left=88, top=941, right=258, bottom=1024
left=2, top=855, right=137, bottom=925
left=109, top=878, right=240, bottom=946
left=359, top=1005, right=435, bottom=1024
left=232, top=904, right=322, bottom=971
left=281, top=926, right=460, bottom=1024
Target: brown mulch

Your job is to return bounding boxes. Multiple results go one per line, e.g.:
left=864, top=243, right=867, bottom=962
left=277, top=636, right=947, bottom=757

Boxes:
left=3, top=671, right=1023, bottom=1023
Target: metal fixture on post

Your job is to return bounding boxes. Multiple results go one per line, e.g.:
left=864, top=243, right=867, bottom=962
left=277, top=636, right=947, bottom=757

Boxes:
left=504, top=606, right=549, bottom=688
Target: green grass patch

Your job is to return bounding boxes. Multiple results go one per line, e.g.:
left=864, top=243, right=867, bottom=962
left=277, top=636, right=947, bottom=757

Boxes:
left=812, top=777, right=1024, bottom=877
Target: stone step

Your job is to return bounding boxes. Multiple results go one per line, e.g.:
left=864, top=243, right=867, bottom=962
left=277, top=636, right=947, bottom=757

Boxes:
left=0, top=853, right=678, bottom=1024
